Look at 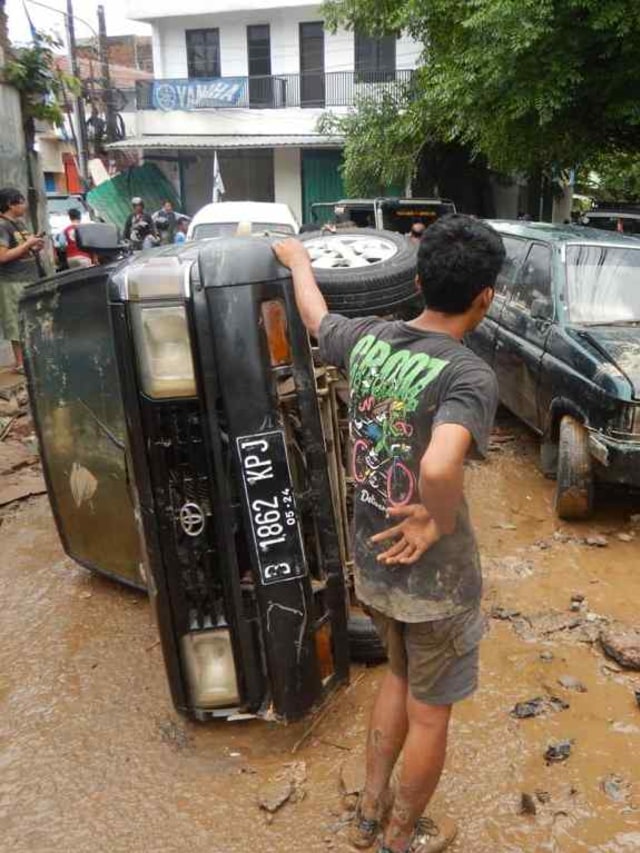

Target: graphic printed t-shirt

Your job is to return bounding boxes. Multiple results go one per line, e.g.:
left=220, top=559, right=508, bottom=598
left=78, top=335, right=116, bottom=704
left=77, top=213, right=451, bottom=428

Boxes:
left=319, top=314, right=499, bottom=623
left=0, top=216, right=39, bottom=281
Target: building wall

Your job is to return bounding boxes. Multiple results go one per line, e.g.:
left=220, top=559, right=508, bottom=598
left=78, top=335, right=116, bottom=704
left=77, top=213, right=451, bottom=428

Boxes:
left=273, top=148, right=302, bottom=221
left=151, top=8, right=421, bottom=79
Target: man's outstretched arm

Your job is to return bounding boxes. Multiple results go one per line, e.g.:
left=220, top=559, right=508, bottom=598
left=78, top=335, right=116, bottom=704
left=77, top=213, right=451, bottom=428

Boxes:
left=273, top=238, right=328, bottom=338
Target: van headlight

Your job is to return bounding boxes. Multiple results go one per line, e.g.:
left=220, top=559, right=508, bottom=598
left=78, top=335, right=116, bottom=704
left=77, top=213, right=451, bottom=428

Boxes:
left=131, top=304, right=196, bottom=398
left=181, top=629, right=240, bottom=709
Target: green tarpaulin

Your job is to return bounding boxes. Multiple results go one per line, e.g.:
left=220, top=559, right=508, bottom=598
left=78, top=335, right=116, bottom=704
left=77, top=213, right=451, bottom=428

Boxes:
left=87, top=163, right=180, bottom=232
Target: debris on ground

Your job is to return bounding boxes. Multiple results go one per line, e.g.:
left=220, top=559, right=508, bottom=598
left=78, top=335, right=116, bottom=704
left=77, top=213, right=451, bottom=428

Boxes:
left=600, top=774, right=630, bottom=803
left=157, top=718, right=191, bottom=751
left=490, top=605, right=521, bottom=621
left=338, top=753, right=365, bottom=810
left=557, top=675, right=588, bottom=693
left=540, top=651, right=554, bottom=662
left=616, top=532, right=635, bottom=543
left=258, top=779, right=294, bottom=814
left=635, top=689, right=640, bottom=709
left=544, top=740, right=574, bottom=764
left=0, top=471, right=47, bottom=508
left=600, top=623, right=640, bottom=670
left=583, top=535, right=608, bottom=548
left=519, top=793, right=537, bottom=815
left=511, top=696, right=569, bottom=719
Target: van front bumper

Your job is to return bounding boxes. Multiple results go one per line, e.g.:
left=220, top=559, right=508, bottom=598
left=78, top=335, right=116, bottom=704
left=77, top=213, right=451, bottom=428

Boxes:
left=589, top=432, right=640, bottom=486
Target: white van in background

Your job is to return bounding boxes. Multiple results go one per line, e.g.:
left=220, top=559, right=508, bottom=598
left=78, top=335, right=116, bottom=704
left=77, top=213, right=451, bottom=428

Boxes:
left=187, top=201, right=299, bottom=241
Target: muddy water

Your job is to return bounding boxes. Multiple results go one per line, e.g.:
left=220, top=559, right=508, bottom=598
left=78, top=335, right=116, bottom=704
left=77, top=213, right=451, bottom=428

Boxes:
left=1, top=418, right=639, bottom=852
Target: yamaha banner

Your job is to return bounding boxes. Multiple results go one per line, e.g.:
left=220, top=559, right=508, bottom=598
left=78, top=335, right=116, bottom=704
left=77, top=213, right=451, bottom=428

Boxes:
left=152, top=78, right=247, bottom=111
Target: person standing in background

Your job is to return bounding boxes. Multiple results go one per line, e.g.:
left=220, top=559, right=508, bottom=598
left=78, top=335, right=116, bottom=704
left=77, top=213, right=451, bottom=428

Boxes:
left=153, top=199, right=188, bottom=245
left=0, top=187, right=45, bottom=371
left=123, top=197, right=156, bottom=250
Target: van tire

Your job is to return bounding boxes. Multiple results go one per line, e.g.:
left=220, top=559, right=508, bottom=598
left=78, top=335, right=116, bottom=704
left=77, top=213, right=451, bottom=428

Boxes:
left=348, top=610, right=387, bottom=664
left=554, top=415, right=594, bottom=520
left=300, top=228, right=421, bottom=317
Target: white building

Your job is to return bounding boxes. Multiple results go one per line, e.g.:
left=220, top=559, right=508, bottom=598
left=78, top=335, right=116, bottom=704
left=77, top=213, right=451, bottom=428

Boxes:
left=116, top=0, right=422, bottom=222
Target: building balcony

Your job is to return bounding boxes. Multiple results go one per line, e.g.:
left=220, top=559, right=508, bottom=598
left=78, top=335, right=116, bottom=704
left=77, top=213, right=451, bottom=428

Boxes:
left=135, top=69, right=415, bottom=112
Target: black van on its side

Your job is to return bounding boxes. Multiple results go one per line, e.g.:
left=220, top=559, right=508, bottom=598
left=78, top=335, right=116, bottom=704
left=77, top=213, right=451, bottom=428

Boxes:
left=467, top=221, right=640, bottom=519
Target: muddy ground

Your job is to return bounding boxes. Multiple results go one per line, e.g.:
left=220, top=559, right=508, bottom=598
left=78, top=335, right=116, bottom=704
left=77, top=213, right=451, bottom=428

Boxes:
left=1, top=409, right=639, bottom=853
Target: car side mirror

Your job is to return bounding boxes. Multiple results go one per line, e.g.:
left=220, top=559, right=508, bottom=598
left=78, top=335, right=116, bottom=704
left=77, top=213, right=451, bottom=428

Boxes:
left=530, top=296, right=553, bottom=321
left=75, top=223, right=121, bottom=255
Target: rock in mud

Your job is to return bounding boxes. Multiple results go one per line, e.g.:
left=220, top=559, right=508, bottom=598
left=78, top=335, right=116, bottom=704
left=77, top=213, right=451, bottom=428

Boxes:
left=511, top=696, right=568, bottom=719
left=544, top=740, right=573, bottom=764
left=601, top=774, right=629, bottom=803
left=584, top=534, right=608, bottom=547
left=540, top=651, right=554, bottom=662
left=600, top=623, right=640, bottom=670
left=635, top=688, right=640, bottom=709
left=258, top=780, right=293, bottom=813
left=491, top=606, right=521, bottom=621
left=616, top=532, right=634, bottom=543
left=557, top=675, right=588, bottom=693
left=520, top=793, right=537, bottom=815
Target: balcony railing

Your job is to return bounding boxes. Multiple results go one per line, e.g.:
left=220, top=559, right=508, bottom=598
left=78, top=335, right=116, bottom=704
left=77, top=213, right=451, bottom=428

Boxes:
left=135, top=70, right=415, bottom=112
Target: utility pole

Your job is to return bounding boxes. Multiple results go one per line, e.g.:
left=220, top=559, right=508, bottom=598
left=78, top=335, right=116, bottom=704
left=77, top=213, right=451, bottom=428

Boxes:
left=97, top=4, right=117, bottom=144
left=66, top=0, right=89, bottom=185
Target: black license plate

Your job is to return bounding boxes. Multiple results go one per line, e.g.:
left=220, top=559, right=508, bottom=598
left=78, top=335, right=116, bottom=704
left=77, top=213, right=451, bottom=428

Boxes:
left=237, top=430, right=307, bottom=586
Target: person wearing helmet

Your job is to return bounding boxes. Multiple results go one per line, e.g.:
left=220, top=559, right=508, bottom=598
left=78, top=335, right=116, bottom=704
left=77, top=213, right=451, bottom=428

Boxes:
left=123, top=197, right=156, bottom=250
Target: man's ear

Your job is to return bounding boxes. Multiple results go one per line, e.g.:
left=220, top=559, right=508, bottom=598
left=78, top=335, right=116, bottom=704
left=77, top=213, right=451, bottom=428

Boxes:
left=476, top=286, right=494, bottom=312
left=414, top=273, right=421, bottom=294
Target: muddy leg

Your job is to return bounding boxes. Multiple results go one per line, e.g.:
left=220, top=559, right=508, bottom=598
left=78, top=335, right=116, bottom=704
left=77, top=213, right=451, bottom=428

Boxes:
left=382, top=696, right=451, bottom=852
left=360, top=669, right=409, bottom=818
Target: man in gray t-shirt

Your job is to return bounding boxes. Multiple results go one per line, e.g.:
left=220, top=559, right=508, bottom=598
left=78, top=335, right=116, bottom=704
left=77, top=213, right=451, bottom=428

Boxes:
left=273, top=215, right=504, bottom=853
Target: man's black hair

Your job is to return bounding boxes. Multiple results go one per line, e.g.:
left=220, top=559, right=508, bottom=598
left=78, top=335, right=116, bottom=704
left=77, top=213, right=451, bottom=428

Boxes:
left=416, top=214, right=505, bottom=314
left=0, top=187, right=25, bottom=214
left=67, top=207, right=81, bottom=220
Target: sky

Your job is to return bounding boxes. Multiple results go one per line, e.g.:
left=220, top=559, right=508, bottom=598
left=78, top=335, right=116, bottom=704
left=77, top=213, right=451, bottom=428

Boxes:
left=6, top=0, right=151, bottom=46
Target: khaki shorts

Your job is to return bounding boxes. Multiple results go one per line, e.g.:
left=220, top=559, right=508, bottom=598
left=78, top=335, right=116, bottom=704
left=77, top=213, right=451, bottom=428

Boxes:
left=368, top=606, right=485, bottom=706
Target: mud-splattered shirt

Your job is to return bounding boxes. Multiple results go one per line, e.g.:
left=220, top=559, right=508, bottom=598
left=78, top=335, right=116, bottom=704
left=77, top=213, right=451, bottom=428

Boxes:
left=319, top=314, right=498, bottom=622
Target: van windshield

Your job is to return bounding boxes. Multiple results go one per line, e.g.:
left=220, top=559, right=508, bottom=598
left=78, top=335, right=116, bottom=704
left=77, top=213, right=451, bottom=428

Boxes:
left=566, top=245, right=640, bottom=324
left=193, top=222, right=295, bottom=239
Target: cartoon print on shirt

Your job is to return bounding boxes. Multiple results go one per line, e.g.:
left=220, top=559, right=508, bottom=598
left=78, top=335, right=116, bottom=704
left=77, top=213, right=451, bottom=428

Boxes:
left=348, top=333, right=449, bottom=513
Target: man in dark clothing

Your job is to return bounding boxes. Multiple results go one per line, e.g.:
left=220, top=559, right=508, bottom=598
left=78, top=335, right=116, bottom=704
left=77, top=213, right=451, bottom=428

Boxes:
left=273, top=215, right=505, bottom=853
left=152, top=199, right=188, bottom=245
left=0, top=187, right=45, bottom=370
left=123, top=197, right=156, bottom=250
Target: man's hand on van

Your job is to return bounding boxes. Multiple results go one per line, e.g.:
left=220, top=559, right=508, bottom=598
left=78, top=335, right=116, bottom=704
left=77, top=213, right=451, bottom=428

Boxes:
left=370, top=504, right=441, bottom=565
left=272, top=238, right=311, bottom=271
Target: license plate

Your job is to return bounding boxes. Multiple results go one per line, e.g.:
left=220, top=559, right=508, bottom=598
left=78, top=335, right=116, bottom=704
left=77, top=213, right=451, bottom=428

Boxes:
left=237, top=430, right=307, bottom=586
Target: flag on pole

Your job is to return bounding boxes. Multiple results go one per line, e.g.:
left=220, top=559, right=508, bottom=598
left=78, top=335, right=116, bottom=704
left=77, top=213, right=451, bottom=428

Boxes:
left=22, top=0, right=39, bottom=41
left=212, top=151, right=225, bottom=203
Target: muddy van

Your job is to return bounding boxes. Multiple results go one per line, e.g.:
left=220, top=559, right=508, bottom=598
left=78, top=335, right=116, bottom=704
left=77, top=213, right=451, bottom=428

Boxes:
left=20, top=225, right=419, bottom=722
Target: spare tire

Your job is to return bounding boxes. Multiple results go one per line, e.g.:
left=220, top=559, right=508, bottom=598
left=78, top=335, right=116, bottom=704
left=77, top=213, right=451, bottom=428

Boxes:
left=300, top=228, right=422, bottom=317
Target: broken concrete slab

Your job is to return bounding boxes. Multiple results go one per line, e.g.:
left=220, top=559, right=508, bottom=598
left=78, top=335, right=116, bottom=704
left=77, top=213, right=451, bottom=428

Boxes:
left=0, top=472, right=47, bottom=507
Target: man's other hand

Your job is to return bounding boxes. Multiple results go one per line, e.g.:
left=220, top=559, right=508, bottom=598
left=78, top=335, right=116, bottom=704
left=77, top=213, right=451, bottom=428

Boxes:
left=370, top=504, right=441, bottom=566
left=272, top=238, right=311, bottom=271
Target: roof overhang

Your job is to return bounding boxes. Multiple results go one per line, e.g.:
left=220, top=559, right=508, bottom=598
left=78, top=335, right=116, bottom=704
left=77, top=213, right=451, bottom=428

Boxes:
left=106, top=134, right=343, bottom=151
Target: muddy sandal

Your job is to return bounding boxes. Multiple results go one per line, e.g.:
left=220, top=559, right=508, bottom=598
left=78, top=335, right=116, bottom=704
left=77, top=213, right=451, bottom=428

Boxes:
left=349, top=790, right=394, bottom=849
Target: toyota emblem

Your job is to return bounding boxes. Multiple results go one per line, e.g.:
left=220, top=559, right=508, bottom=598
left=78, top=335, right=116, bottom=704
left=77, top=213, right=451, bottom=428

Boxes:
left=179, top=502, right=206, bottom=537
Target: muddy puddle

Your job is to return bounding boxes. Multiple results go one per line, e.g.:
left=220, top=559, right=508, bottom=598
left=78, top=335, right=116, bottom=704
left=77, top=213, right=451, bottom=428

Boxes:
left=1, top=415, right=639, bottom=852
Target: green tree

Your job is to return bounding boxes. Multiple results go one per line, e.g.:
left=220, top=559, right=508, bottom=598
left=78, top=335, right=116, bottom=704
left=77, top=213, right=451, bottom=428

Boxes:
left=322, top=0, right=640, bottom=190
left=4, top=31, right=79, bottom=151
left=577, top=152, right=640, bottom=202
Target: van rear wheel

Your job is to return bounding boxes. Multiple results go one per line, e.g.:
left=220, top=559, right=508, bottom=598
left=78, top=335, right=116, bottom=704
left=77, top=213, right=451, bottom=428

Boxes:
left=554, top=415, right=594, bottom=520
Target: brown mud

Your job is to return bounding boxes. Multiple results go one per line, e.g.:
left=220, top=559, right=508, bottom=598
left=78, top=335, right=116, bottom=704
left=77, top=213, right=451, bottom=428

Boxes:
left=1, top=414, right=639, bottom=852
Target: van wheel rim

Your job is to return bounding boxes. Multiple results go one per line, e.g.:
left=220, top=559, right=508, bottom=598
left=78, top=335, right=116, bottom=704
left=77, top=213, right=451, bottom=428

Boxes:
left=305, top=234, right=400, bottom=269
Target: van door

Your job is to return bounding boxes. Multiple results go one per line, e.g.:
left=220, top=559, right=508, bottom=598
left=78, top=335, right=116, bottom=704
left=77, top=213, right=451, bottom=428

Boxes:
left=467, top=234, right=528, bottom=366
left=21, top=268, right=144, bottom=590
left=493, top=242, right=554, bottom=430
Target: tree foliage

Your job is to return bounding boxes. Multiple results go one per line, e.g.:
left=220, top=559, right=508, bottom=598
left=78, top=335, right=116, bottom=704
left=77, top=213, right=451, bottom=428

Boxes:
left=578, top=152, right=640, bottom=202
left=4, top=31, right=79, bottom=145
left=322, top=0, right=640, bottom=185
